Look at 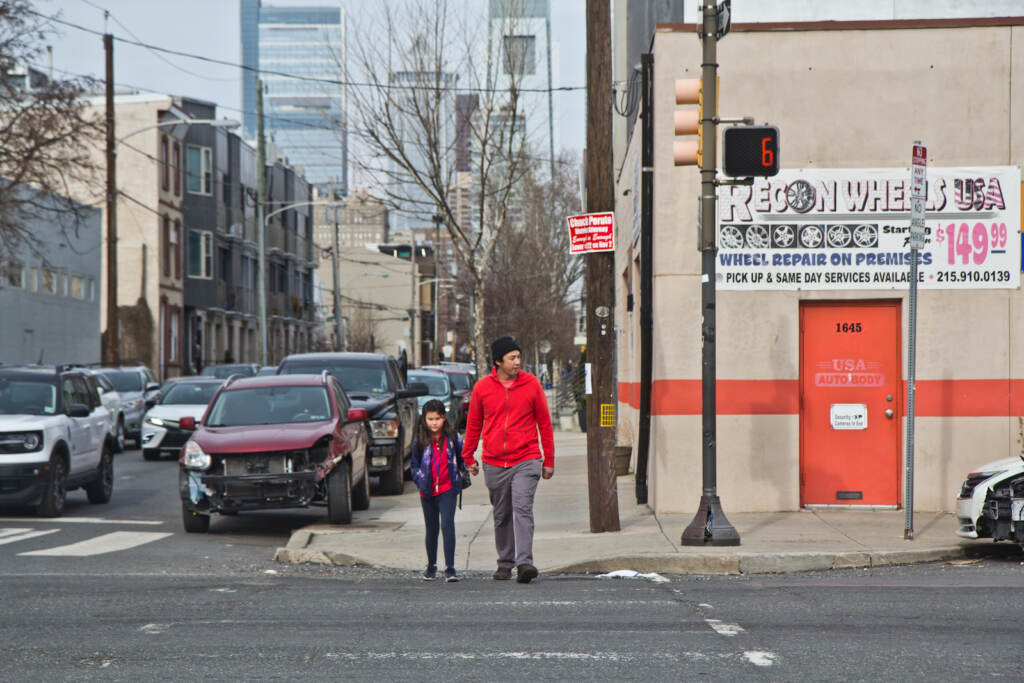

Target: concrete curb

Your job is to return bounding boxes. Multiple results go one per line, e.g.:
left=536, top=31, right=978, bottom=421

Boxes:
left=274, top=545, right=971, bottom=575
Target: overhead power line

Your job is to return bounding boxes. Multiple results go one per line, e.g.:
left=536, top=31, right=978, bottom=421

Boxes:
left=32, top=8, right=586, bottom=95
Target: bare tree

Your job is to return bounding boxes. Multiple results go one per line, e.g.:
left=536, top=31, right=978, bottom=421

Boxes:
left=0, top=1, right=101, bottom=279
left=485, top=152, right=583, bottom=370
left=346, top=0, right=534, bottom=375
left=344, top=305, right=381, bottom=352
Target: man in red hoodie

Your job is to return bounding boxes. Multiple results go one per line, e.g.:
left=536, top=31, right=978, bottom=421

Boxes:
left=462, top=336, right=555, bottom=583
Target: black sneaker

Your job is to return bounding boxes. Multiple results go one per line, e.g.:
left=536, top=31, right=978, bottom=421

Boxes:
left=423, top=566, right=437, bottom=581
left=492, top=566, right=513, bottom=581
left=444, top=568, right=460, bottom=583
left=516, top=564, right=538, bottom=584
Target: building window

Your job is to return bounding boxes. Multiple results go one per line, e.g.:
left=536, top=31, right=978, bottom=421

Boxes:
left=6, top=262, right=23, bottom=288
left=87, top=278, right=95, bottom=301
left=42, top=268, right=57, bottom=294
left=70, top=275, right=84, bottom=299
left=172, top=142, right=182, bottom=196
left=168, top=307, right=179, bottom=362
left=503, top=35, right=536, bottom=75
left=163, top=215, right=171, bottom=277
left=187, top=230, right=213, bottom=278
left=172, top=220, right=181, bottom=279
left=28, top=267, right=38, bottom=292
left=61, top=272, right=68, bottom=296
left=186, top=145, right=213, bottom=195
left=161, top=135, right=170, bottom=190
left=219, top=247, right=231, bottom=283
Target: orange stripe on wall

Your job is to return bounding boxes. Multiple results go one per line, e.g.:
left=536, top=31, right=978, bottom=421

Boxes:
left=619, top=380, right=798, bottom=415
left=618, top=379, right=1024, bottom=417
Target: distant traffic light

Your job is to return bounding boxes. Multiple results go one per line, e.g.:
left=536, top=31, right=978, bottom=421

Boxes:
left=722, top=125, right=779, bottom=177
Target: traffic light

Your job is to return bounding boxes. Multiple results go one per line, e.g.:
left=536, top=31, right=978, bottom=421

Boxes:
left=722, top=125, right=780, bottom=177
left=673, top=78, right=701, bottom=166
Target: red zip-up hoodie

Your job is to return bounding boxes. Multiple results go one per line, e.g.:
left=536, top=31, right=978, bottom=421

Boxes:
left=462, top=369, right=554, bottom=469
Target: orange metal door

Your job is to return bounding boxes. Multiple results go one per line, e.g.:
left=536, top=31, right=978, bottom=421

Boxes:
left=800, top=301, right=901, bottom=506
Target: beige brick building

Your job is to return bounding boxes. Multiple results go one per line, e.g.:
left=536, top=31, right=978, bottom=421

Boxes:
left=614, top=18, right=1024, bottom=514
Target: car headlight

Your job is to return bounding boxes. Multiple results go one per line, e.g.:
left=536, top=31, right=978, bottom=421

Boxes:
left=183, top=440, right=211, bottom=470
left=130, top=398, right=144, bottom=410
left=146, top=416, right=165, bottom=427
left=0, top=432, right=43, bottom=452
left=22, top=432, right=42, bottom=451
left=443, top=400, right=452, bottom=412
left=370, top=418, right=400, bottom=438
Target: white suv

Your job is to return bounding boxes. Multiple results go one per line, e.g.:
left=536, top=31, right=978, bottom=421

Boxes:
left=0, top=365, right=116, bottom=517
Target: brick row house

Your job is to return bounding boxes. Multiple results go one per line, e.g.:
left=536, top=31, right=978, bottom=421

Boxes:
left=77, top=93, right=317, bottom=380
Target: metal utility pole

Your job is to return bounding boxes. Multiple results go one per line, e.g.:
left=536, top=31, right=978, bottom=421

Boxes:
left=102, top=33, right=119, bottom=364
left=905, top=141, right=927, bottom=540
left=584, top=0, right=619, bottom=533
left=256, top=78, right=268, bottom=366
left=331, top=181, right=343, bottom=351
left=432, top=213, right=443, bottom=363
left=680, top=1, right=740, bottom=546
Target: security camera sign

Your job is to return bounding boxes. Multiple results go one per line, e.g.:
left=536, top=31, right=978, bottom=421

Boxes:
left=567, top=212, right=615, bottom=253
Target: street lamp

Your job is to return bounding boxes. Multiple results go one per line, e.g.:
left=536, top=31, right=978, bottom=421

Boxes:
left=103, top=116, right=241, bottom=365
left=260, top=200, right=344, bottom=365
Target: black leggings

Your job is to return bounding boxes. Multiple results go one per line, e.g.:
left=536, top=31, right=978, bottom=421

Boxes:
left=420, top=488, right=458, bottom=570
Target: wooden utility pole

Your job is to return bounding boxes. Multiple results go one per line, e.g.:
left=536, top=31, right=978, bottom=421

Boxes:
left=102, top=33, right=119, bottom=364
left=584, top=0, right=619, bottom=533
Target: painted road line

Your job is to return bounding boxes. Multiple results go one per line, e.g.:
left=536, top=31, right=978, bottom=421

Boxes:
left=18, top=531, right=172, bottom=557
left=0, top=529, right=61, bottom=546
left=706, top=619, right=745, bottom=636
left=743, top=651, right=777, bottom=667
left=0, top=517, right=163, bottom=525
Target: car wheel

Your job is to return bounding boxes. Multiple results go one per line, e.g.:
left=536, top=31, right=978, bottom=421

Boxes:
left=85, top=446, right=114, bottom=504
left=115, top=415, right=125, bottom=453
left=182, top=504, right=210, bottom=533
left=327, top=459, right=353, bottom=524
left=352, top=465, right=371, bottom=511
left=37, top=453, right=67, bottom=518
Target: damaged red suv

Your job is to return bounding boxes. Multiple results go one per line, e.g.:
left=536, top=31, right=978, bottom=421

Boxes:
left=178, top=372, right=368, bottom=532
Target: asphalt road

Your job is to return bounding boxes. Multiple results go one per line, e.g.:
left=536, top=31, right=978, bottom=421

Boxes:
left=1, top=448, right=1022, bottom=680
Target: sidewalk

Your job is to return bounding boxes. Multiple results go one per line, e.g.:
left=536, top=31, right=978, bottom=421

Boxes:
left=274, top=432, right=1007, bottom=575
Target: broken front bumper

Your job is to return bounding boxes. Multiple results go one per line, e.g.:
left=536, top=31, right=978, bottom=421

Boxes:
left=179, top=468, right=320, bottom=513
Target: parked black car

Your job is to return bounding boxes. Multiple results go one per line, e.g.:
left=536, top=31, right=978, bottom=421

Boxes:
left=276, top=353, right=427, bottom=494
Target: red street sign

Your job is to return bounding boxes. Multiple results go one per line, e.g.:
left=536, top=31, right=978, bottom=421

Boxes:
left=911, top=143, right=927, bottom=198
left=567, top=212, right=615, bottom=253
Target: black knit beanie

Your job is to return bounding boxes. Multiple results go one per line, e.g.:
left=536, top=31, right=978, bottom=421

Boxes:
left=491, top=336, right=521, bottom=364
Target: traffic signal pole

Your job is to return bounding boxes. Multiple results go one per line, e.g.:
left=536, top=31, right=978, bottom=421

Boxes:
left=680, top=1, right=740, bottom=546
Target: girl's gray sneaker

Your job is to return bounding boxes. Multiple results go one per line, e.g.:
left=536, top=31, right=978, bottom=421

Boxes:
left=423, top=566, right=437, bottom=581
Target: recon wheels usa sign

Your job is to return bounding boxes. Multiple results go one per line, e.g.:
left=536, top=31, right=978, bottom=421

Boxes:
left=715, top=166, right=1021, bottom=290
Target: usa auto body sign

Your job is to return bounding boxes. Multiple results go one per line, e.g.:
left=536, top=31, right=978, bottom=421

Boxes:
left=716, top=166, right=1020, bottom=290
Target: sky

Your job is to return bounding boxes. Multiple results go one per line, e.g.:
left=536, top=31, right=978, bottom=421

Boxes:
left=39, top=0, right=587, bottom=156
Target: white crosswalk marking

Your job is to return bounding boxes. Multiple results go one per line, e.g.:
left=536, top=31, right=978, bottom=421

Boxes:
left=0, top=517, right=163, bottom=525
left=0, top=528, right=61, bottom=546
left=18, top=531, right=172, bottom=557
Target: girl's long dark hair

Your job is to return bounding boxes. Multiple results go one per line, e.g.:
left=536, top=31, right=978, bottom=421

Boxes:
left=415, top=399, right=456, bottom=449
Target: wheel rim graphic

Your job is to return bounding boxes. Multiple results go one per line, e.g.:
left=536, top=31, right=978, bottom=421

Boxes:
left=799, top=224, right=823, bottom=248
left=773, top=225, right=795, bottom=248
left=720, top=225, right=743, bottom=249
left=827, top=224, right=852, bottom=248
left=746, top=225, right=770, bottom=248
left=853, top=224, right=877, bottom=247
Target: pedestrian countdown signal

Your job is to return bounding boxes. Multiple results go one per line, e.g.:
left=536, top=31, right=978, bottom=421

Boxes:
left=722, top=125, right=779, bottom=177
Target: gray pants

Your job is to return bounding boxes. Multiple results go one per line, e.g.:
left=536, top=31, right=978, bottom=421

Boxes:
left=484, top=458, right=542, bottom=568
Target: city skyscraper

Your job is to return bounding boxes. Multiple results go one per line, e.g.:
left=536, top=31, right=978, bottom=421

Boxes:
left=240, top=0, right=347, bottom=194
left=488, top=0, right=557, bottom=176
